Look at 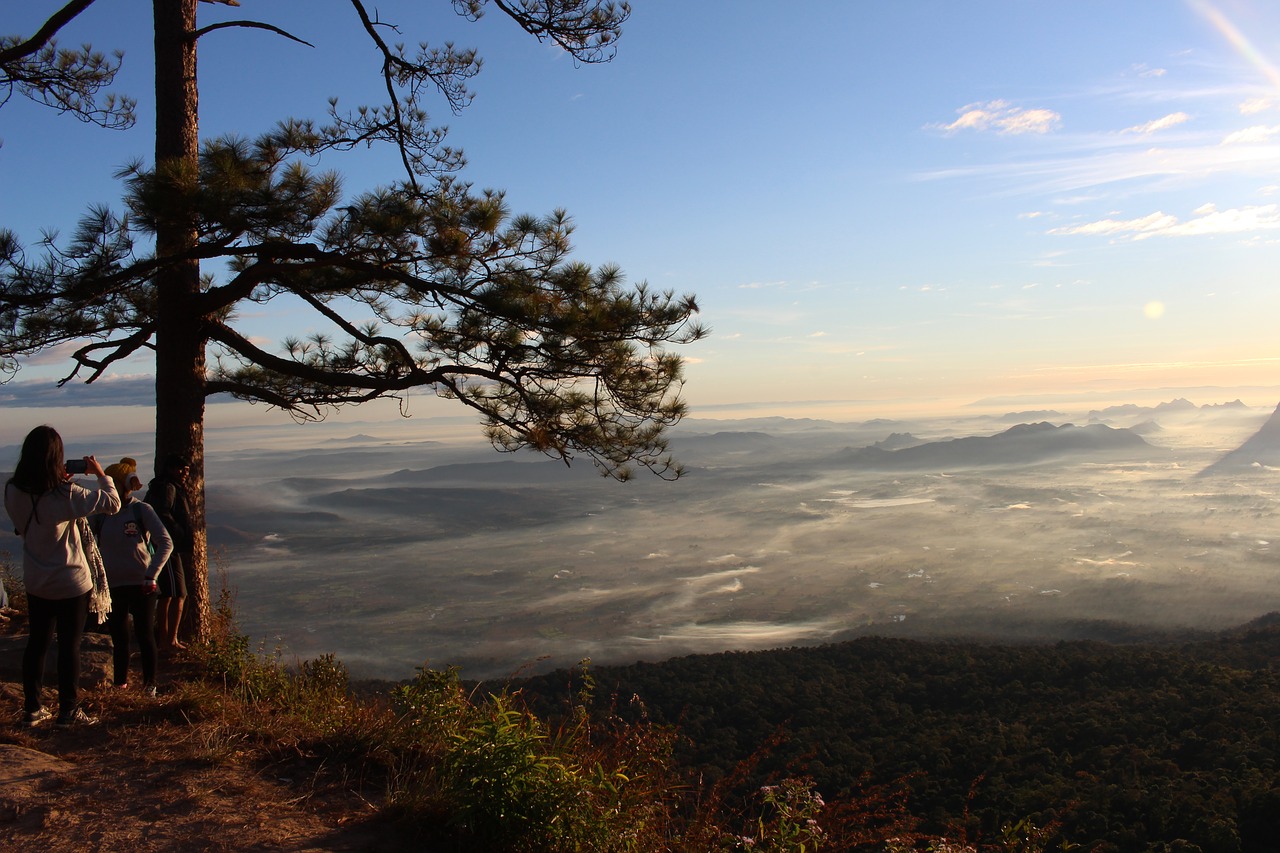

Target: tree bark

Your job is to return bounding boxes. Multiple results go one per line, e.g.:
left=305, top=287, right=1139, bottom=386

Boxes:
left=153, top=0, right=209, bottom=641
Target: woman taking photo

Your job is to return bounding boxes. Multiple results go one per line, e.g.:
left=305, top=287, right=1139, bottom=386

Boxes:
left=5, top=425, right=120, bottom=727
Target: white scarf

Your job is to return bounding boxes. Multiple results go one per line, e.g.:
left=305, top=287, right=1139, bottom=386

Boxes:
left=78, top=516, right=112, bottom=623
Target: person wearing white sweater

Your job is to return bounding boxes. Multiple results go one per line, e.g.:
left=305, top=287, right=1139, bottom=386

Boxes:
left=5, top=425, right=120, bottom=727
left=95, top=458, right=174, bottom=696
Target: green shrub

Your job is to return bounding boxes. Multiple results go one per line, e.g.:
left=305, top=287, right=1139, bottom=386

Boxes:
left=391, top=663, right=681, bottom=852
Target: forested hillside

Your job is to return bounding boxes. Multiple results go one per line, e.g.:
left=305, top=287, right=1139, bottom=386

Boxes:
left=516, top=616, right=1280, bottom=852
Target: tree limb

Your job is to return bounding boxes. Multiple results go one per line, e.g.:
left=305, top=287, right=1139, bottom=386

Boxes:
left=292, top=289, right=420, bottom=367
left=206, top=319, right=496, bottom=393
left=0, top=0, right=97, bottom=64
left=57, top=325, right=156, bottom=385
left=190, top=20, right=314, bottom=47
left=348, top=0, right=420, bottom=186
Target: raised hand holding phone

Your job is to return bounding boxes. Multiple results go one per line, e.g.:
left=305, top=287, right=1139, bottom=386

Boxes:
left=64, top=456, right=105, bottom=477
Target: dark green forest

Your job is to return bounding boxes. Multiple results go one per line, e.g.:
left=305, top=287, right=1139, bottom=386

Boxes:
left=514, top=615, right=1280, bottom=852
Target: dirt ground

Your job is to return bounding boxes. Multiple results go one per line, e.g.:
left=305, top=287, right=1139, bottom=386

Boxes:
left=0, top=618, right=426, bottom=852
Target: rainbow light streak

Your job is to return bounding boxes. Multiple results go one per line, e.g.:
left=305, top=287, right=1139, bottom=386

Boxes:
left=1188, top=0, right=1280, bottom=93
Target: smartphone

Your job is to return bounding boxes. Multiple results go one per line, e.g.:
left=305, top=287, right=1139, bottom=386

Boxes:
left=65, top=459, right=88, bottom=474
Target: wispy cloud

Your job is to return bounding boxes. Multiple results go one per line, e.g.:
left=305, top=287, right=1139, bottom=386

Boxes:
left=0, top=375, right=157, bottom=407
left=1121, top=112, right=1191, bottom=134
left=1021, top=355, right=1280, bottom=377
left=1031, top=250, right=1071, bottom=268
left=1222, top=124, right=1280, bottom=144
left=1049, top=203, right=1280, bottom=240
left=936, top=100, right=1062, bottom=135
left=919, top=139, right=1280, bottom=197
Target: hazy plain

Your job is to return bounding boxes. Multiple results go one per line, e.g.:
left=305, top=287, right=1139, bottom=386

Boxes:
left=4, top=398, right=1278, bottom=681
left=201, top=399, right=1280, bottom=680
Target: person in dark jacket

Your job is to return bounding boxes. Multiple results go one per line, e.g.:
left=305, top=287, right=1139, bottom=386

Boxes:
left=144, top=453, right=193, bottom=652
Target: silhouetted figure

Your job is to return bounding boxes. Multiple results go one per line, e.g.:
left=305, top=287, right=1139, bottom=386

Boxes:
left=145, top=453, right=193, bottom=652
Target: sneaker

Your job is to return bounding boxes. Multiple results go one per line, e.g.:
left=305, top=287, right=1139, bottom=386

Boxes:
left=143, top=685, right=157, bottom=698
left=55, top=708, right=99, bottom=728
left=23, top=707, right=52, bottom=727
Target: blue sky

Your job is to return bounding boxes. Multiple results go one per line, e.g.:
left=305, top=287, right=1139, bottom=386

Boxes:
left=5, top=0, right=1280, bottom=429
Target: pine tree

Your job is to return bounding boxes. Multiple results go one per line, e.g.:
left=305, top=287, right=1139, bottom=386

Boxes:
left=1, top=1, right=704, bottom=639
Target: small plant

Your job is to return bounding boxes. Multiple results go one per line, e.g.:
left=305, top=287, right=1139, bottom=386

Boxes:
left=884, top=816, right=1075, bottom=853
left=721, top=777, right=828, bottom=852
left=193, top=565, right=256, bottom=686
left=391, top=662, right=681, bottom=852
left=297, top=652, right=349, bottom=698
left=0, top=551, right=26, bottom=615
left=444, top=692, right=586, bottom=847
left=393, top=666, right=593, bottom=850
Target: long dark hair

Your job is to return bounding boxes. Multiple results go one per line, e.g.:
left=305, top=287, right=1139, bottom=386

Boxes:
left=7, top=425, right=67, bottom=497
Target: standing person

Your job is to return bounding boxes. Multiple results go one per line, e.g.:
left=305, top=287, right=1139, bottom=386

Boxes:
left=4, top=425, right=120, bottom=727
left=95, top=458, right=173, bottom=697
left=145, top=454, right=193, bottom=652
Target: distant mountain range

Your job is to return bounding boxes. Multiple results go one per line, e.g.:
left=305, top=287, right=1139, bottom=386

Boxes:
left=1198, top=402, right=1280, bottom=476
left=996, top=409, right=1066, bottom=422
left=1087, top=397, right=1248, bottom=421
left=871, top=432, right=923, bottom=451
left=834, top=421, right=1155, bottom=470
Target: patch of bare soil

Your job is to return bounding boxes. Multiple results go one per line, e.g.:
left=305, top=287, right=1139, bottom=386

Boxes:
left=0, top=619, right=425, bottom=852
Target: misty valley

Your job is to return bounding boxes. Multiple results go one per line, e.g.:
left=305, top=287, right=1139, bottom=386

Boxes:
left=4, top=395, right=1280, bottom=847
left=164, top=397, right=1280, bottom=682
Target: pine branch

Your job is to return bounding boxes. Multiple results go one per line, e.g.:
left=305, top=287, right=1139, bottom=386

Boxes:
left=190, top=20, right=314, bottom=47
left=0, top=0, right=97, bottom=64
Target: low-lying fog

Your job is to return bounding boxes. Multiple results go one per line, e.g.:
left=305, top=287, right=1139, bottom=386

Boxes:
left=6, top=399, right=1280, bottom=681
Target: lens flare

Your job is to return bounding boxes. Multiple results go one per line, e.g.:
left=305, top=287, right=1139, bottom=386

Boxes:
left=1188, top=0, right=1280, bottom=94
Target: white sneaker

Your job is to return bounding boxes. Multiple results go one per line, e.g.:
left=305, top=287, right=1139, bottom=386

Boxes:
left=23, top=707, right=52, bottom=727
left=55, top=708, right=99, bottom=728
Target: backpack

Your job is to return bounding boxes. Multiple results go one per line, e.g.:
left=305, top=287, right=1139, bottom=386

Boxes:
left=92, top=501, right=155, bottom=555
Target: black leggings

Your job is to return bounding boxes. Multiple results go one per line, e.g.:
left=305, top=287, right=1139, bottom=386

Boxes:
left=23, top=592, right=89, bottom=715
left=107, top=585, right=158, bottom=687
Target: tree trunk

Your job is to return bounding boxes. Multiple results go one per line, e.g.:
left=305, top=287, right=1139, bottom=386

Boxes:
left=153, top=0, right=209, bottom=641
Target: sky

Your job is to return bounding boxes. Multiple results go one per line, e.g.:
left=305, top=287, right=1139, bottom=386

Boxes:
left=5, top=0, right=1280, bottom=433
